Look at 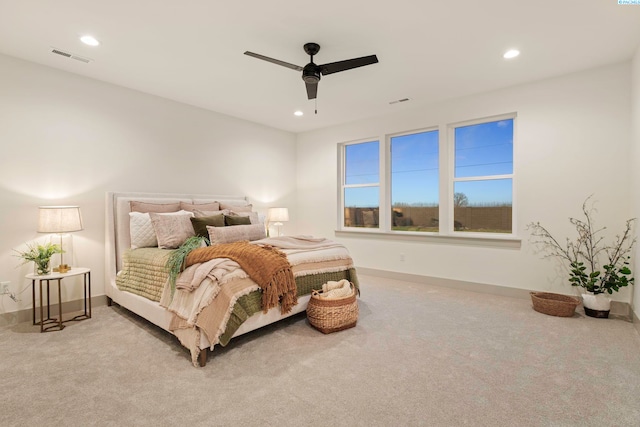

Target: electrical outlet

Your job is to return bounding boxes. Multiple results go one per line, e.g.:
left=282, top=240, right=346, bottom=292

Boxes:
left=399, top=253, right=405, bottom=262
left=1, top=281, right=18, bottom=302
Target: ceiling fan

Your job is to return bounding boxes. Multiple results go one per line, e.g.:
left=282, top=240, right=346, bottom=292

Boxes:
left=244, top=42, right=378, bottom=100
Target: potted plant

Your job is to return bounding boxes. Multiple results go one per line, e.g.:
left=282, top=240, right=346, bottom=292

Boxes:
left=527, top=196, right=636, bottom=318
left=15, top=242, right=63, bottom=275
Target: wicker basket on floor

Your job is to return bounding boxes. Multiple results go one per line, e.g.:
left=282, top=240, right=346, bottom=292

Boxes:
left=307, top=284, right=358, bottom=334
left=530, top=292, right=579, bottom=317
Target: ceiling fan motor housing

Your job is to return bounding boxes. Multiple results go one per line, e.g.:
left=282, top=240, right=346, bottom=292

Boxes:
left=302, top=63, right=321, bottom=84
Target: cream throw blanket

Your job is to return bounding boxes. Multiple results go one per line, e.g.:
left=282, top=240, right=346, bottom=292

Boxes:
left=160, top=258, right=249, bottom=325
left=252, top=236, right=353, bottom=274
left=252, top=235, right=345, bottom=252
left=185, top=242, right=297, bottom=314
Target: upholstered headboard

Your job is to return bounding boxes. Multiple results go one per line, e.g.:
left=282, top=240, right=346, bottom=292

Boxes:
left=105, top=192, right=250, bottom=277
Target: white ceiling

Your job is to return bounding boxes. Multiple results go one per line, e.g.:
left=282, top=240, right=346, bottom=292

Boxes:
left=1, top=1, right=639, bottom=133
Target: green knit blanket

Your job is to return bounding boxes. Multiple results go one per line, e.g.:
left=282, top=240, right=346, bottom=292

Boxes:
left=116, top=248, right=172, bottom=302
left=218, top=268, right=359, bottom=345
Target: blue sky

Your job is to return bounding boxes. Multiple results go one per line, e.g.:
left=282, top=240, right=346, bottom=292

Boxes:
left=455, top=120, right=513, bottom=178
left=345, top=119, right=513, bottom=207
left=391, top=130, right=439, bottom=206
left=345, top=141, right=379, bottom=185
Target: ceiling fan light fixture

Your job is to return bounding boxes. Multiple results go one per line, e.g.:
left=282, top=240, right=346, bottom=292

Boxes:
left=80, top=35, right=100, bottom=46
left=503, top=49, right=520, bottom=59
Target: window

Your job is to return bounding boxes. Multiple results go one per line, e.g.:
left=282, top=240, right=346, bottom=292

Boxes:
left=342, top=140, right=380, bottom=228
left=391, top=129, right=439, bottom=232
left=338, top=113, right=515, bottom=237
left=452, top=118, right=514, bottom=233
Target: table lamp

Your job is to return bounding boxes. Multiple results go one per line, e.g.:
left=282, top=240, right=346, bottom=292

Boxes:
left=37, top=206, right=83, bottom=273
left=267, top=207, right=289, bottom=236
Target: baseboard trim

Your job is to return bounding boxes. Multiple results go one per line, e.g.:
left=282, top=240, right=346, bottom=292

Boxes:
left=4, top=272, right=634, bottom=328
left=357, top=267, right=533, bottom=300
left=0, top=295, right=108, bottom=328
left=357, top=267, right=633, bottom=320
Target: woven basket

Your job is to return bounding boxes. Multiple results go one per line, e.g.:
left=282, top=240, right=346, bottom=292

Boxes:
left=530, top=292, right=579, bottom=317
left=307, top=284, right=358, bottom=334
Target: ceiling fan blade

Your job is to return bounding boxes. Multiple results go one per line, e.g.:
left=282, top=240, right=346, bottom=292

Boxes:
left=320, top=55, right=378, bottom=75
left=244, top=51, right=303, bottom=71
left=305, top=81, right=318, bottom=100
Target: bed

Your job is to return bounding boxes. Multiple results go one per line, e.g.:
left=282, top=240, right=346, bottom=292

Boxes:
left=105, top=192, right=358, bottom=366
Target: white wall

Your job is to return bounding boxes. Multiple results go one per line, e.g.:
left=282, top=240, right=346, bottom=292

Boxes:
left=632, top=45, right=640, bottom=318
left=296, top=62, right=634, bottom=302
left=0, top=54, right=296, bottom=317
left=0, top=53, right=635, bottom=318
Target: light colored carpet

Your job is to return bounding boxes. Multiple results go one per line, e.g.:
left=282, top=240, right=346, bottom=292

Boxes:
left=1, top=274, right=640, bottom=426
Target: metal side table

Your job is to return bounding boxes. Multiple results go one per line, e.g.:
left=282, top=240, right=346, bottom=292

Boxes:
left=27, top=267, right=91, bottom=332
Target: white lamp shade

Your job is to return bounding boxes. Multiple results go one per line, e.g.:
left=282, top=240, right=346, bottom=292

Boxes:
left=37, top=206, right=84, bottom=233
left=267, top=207, right=289, bottom=223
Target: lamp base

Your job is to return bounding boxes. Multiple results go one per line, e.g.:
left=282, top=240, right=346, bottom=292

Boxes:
left=54, top=264, right=71, bottom=273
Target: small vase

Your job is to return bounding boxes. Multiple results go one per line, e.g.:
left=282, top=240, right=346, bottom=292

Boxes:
left=34, top=259, right=51, bottom=276
left=582, top=292, right=611, bottom=318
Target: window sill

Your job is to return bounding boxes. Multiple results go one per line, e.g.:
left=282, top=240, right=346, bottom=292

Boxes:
left=334, top=229, right=521, bottom=249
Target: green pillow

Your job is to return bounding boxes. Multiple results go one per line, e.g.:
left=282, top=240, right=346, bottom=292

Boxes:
left=190, top=215, right=225, bottom=238
left=224, top=215, right=251, bottom=226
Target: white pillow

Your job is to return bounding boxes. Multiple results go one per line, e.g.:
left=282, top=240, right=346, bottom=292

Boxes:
left=207, top=224, right=266, bottom=245
left=150, top=211, right=195, bottom=249
left=129, top=212, right=157, bottom=249
left=129, top=210, right=193, bottom=249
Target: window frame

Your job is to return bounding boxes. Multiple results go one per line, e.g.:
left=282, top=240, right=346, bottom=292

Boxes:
left=447, top=113, right=516, bottom=236
left=387, top=126, right=441, bottom=234
left=338, top=138, right=382, bottom=231
left=337, top=113, right=518, bottom=242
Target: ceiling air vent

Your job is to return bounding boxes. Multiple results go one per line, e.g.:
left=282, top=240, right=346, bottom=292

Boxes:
left=50, top=47, right=92, bottom=63
left=389, top=98, right=411, bottom=105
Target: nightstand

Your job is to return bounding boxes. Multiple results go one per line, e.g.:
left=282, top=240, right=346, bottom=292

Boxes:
left=27, top=267, right=91, bottom=332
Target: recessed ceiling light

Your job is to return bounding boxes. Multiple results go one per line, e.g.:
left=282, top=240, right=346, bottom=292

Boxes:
left=294, top=111, right=303, bottom=117
left=80, top=35, right=100, bottom=46
left=503, top=49, right=520, bottom=59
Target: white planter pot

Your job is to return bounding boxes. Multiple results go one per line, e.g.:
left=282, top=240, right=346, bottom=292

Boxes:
left=582, top=292, right=611, bottom=318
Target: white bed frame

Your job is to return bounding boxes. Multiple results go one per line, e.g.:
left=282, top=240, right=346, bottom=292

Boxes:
left=104, top=192, right=311, bottom=365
